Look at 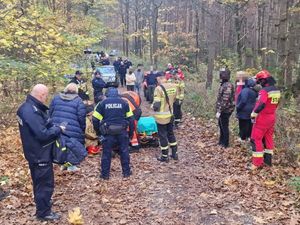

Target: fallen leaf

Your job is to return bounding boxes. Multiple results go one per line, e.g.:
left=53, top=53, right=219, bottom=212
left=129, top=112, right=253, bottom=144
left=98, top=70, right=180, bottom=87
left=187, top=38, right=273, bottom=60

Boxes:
left=68, top=207, right=83, bottom=225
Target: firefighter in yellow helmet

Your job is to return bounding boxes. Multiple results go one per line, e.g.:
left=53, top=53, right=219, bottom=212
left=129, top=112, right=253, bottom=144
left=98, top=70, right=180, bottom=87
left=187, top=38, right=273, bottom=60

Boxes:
left=152, top=74, right=179, bottom=162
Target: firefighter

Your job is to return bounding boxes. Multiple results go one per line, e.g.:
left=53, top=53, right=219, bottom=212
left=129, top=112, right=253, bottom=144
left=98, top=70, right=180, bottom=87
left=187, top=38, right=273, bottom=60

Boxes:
left=250, top=70, right=281, bottom=170
left=152, top=75, right=179, bottom=162
left=173, top=72, right=185, bottom=128
left=121, top=91, right=142, bottom=151
left=92, top=88, right=134, bottom=179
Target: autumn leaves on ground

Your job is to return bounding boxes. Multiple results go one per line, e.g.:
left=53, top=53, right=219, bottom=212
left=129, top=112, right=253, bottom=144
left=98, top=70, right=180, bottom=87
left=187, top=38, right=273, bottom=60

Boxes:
left=0, top=99, right=300, bottom=225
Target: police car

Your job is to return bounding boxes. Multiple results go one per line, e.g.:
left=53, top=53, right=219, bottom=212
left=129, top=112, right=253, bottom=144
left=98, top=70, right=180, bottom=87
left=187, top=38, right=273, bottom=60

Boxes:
left=96, top=66, right=119, bottom=88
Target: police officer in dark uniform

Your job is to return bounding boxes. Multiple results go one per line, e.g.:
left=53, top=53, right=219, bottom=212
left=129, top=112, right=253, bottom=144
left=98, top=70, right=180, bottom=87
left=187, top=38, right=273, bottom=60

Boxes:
left=17, top=84, right=65, bottom=221
left=69, top=70, right=90, bottom=101
left=92, top=88, right=134, bottom=180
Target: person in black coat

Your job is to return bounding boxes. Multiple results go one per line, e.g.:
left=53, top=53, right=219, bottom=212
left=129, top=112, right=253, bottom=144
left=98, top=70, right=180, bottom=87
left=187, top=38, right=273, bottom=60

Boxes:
left=236, top=78, right=258, bottom=141
left=69, top=70, right=89, bottom=101
left=17, top=84, right=64, bottom=221
left=92, top=71, right=106, bottom=104
left=118, top=61, right=127, bottom=87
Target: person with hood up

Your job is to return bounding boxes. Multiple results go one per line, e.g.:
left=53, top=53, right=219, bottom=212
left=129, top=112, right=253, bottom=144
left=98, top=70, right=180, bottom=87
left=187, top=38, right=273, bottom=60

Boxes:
left=49, top=83, right=86, bottom=171
left=216, top=68, right=235, bottom=148
left=236, top=77, right=258, bottom=142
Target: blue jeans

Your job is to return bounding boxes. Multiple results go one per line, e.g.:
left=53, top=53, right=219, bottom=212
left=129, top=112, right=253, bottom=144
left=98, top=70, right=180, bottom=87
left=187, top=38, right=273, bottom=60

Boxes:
left=101, top=132, right=130, bottom=178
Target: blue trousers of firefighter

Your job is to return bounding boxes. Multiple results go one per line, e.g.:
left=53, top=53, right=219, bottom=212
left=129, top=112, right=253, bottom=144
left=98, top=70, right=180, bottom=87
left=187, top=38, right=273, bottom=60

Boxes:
left=101, top=131, right=131, bottom=178
left=28, top=162, right=54, bottom=218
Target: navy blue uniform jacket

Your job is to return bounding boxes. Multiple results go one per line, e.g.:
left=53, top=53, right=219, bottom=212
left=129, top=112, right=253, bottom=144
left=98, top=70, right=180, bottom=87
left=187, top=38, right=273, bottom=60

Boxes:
left=92, top=91, right=134, bottom=137
left=17, top=95, right=61, bottom=163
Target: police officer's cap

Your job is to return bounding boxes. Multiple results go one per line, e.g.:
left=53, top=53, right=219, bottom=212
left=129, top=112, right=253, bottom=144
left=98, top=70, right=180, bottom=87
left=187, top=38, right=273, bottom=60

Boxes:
left=75, top=70, right=83, bottom=75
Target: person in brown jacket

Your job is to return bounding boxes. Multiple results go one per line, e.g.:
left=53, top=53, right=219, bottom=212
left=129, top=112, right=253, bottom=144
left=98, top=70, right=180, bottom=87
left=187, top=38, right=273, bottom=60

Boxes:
left=216, top=68, right=235, bottom=148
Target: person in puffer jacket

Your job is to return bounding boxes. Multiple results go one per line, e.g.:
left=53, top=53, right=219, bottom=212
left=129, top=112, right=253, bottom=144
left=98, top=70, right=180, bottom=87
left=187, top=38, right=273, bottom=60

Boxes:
left=49, top=83, right=87, bottom=171
left=236, top=78, right=258, bottom=141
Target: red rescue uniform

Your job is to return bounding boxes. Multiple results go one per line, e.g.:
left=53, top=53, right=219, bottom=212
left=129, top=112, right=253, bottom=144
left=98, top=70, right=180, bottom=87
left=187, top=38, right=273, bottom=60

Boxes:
left=251, top=85, right=280, bottom=167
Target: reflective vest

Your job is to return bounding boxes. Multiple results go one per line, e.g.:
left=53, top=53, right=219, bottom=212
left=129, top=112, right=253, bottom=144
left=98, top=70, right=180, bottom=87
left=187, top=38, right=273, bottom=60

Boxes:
left=152, top=82, right=178, bottom=125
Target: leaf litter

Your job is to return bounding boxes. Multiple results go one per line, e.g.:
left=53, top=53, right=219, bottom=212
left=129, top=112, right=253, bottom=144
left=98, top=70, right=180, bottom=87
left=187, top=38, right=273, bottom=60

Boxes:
left=0, top=98, right=299, bottom=224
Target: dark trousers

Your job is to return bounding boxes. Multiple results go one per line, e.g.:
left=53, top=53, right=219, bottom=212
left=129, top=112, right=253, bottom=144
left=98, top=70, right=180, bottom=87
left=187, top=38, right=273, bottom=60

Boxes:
left=173, top=103, right=182, bottom=124
left=127, top=85, right=134, bottom=91
left=147, top=85, right=156, bottom=103
left=238, top=119, right=252, bottom=140
left=157, top=122, right=177, bottom=157
left=120, top=74, right=126, bottom=87
left=29, top=162, right=54, bottom=218
left=218, top=112, right=232, bottom=148
left=101, top=132, right=130, bottom=178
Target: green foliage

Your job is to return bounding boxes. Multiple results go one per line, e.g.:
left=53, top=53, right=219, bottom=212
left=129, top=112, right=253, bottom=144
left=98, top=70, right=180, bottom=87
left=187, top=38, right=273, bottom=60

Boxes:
left=289, top=177, right=300, bottom=192
left=0, top=0, right=106, bottom=87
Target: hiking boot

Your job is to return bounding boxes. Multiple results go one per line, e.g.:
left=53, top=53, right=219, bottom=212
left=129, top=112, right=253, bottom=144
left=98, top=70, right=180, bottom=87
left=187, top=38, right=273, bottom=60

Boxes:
left=264, top=153, right=272, bottom=167
left=37, top=212, right=61, bottom=221
left=0, top=189, right=8, bottom=201
left=123, top=171, right=132, bottom=178
left=157, top=156, right=169, bottom=163
left=171, top=146, right=178, bottom=160
left=170, top=154, right=178, bottom=160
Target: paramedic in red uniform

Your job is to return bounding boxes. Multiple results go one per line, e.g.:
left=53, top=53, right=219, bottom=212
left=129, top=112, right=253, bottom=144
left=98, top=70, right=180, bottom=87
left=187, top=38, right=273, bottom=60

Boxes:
left=250, top=70, right=281, bottom=170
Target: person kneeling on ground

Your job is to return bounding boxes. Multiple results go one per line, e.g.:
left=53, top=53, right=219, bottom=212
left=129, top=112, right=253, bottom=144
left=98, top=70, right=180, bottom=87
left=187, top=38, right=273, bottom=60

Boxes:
left=49, top=83, right=87, bottom=171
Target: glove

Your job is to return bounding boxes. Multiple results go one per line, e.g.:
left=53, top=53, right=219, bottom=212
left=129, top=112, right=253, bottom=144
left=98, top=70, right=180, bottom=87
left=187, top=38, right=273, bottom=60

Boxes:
left=216, top=112, right=221, bottom=119
left=251, top=112, right=258, bottom=118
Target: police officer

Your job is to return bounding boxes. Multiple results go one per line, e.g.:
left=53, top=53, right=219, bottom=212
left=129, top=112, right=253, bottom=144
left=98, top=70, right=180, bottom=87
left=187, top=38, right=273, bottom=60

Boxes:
left=250, top=70, right=281, bottom=170
left=152, top=75, right=179, bottom=162
left=69, top=70, right=89, bottom=101
left=17, top=84, right=65, bottom=221
left=92, top=88, right=134, bottom=179
left=92, top=70, right=106, bottom=104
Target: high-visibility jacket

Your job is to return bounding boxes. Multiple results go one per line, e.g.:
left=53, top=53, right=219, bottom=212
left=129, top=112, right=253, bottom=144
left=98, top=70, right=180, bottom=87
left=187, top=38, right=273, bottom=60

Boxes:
left=152, top=82, right=178, bottom=125
left=175, top=79, right=185, bottom=101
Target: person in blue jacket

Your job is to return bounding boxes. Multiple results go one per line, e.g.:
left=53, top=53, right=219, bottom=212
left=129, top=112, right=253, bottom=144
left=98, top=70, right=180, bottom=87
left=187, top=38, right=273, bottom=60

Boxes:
left=92, top=71, right=106, bottom=104
left=92, top=88, right=134, bottom=180
left=49, top=83, right=86, bottom=171
left=145, top=68, right=158, bottom=103
left=17, top=84, right=64, bottom=221
left=236, top=78, right=258, bottom=141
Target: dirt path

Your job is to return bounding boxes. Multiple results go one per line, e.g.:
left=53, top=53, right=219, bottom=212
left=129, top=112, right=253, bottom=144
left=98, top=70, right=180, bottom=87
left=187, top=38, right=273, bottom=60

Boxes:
left=0, top=90, right=299, bottom=225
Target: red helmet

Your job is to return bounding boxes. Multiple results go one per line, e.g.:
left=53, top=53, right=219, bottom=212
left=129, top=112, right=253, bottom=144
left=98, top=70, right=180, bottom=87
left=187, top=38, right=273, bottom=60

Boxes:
left=256, top=70, right=271, bottom=80
left=87, top=146, right=101, bottom=154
